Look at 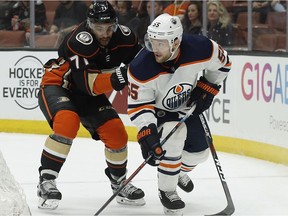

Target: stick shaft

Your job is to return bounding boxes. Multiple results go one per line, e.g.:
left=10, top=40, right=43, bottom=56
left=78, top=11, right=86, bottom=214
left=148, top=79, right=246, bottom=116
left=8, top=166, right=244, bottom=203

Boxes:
left=199, top=114, right=235, bottom=216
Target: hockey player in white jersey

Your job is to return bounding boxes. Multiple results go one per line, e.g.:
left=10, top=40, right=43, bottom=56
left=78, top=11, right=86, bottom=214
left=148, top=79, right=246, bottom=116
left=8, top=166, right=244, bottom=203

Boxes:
left=127, top=13, right=231, bottom=215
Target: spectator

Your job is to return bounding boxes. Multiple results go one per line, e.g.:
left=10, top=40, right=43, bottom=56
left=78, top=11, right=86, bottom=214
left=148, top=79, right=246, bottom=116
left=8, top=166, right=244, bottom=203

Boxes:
left=127, top=1, right=164, bottom=46
left=130, top=1, right=142, bottom=15
left=163, top=0, right=190, bottom=21
left=270, top=0, right=286, bottom=12
left=116, top=1, right=136, bottom=25
left=49, top=0, right=88, bottom=47
left=252, top=1, right=271, bottom=23
left=182, top=1, right=202, bottom=35
left=6, top=1, right=48, bottom=46
left=232, top=0, right=274, bottom=23
left=8, top=1, right=47, bottom=32
left=206, top=0, right=233, bottom=47
left=0, top=1, right=14, bottom=30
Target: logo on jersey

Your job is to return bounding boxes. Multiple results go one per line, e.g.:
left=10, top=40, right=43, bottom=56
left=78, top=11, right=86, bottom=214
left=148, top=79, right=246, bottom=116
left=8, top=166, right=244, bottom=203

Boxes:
left=119, top=25, right=131, bottom=36
left=57, top=97, right=70, bottom=103
left=162, top=83, right=192, bottom=110
left=76, top=32, right=93, bottom=45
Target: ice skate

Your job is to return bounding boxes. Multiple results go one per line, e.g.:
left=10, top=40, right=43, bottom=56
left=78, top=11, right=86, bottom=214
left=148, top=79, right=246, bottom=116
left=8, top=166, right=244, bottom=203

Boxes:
left=159, top=189, right=185, bottom=215
left=105, top=168, right=145, bottom=206
left=178, top=173, right=194, bottom=193
left=37, top=178, right=62, bottom=210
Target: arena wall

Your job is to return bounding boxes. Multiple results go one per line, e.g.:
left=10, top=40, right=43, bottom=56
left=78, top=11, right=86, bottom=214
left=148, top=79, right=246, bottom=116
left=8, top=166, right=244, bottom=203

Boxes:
left=0, top=50, right=287, bottom=165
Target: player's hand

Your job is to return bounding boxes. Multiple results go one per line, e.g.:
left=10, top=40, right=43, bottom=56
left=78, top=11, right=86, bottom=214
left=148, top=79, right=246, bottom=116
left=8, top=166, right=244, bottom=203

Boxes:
left=137, top=124, right=165, bottom=166
left=187, top=76, right=221, bottom=115
left=110, top=65, right=128, bottom=91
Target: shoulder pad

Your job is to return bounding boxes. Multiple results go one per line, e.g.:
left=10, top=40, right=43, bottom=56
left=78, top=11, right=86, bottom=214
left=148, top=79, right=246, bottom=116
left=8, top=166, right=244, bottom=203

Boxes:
left=129, top=49, right=163, bottom=82
left=113, top=25, right=137, bottom=45
left=118, top=25, right=132, bottom=36
left=66, top=23, right=100, bottom=58
left=180, top=35, right=213, bottom=62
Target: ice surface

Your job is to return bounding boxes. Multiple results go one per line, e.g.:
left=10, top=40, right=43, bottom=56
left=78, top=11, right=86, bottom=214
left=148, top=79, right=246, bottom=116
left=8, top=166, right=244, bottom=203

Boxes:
left=0, top=133, right=288, bottom=216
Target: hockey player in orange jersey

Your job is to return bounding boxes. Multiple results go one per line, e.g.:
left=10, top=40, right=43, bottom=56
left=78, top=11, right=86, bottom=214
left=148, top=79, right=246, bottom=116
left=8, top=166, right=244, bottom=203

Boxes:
left=37, top=1, right=145, bottom=210
left=127, top=13, right=231, bottom=215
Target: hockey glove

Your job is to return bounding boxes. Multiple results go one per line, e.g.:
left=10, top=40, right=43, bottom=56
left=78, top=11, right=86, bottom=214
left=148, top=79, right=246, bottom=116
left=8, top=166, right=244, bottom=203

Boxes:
left=187, top=76, right=221, bottom=116
left=137, top=124, right=165, bottom=166
left=110, top=65, right=128, bottom=91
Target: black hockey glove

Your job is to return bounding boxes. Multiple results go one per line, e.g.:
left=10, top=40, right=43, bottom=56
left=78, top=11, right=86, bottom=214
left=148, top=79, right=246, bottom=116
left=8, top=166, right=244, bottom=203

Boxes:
left=110, top=65, right=128, bottom=91
left=137, top=124, right=165, bottom=166
left=187, top=76, right=221, bottom=116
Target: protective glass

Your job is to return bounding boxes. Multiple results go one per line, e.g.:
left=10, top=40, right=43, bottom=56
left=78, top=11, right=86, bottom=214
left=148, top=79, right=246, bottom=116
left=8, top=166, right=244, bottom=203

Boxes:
left=144, top=34, right=170, bottom=53
left=89, top=22, right=117, bottom=35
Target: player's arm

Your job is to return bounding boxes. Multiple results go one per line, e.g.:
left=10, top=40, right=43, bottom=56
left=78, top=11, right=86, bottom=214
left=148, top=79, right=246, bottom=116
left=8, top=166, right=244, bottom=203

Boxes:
left=204, top=40, right=232, bottom=85
left=187, top=40, right=231, bottom=115
left=40, top=58, right=71, bottom=88
left=69, top=60, right=128, bottom=96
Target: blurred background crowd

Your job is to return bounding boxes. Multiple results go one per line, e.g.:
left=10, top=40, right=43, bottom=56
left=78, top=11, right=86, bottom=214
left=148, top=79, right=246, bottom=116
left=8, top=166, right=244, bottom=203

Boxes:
left=0, top=0, right=287, bottom=52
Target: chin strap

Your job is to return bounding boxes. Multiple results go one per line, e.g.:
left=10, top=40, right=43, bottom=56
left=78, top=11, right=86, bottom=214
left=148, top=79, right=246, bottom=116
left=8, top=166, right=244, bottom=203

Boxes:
left=166, top=43, right=180, bottom=62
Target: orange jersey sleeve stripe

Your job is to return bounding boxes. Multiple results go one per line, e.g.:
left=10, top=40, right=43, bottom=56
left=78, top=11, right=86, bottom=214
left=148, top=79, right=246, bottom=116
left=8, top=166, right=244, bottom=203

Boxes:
left=127, top=105, right=154, bottom=115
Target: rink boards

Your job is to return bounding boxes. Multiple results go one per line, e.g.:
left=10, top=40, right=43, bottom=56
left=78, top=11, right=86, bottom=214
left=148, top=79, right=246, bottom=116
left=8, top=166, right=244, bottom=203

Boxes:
left=0, top=50, right=287, bottom=165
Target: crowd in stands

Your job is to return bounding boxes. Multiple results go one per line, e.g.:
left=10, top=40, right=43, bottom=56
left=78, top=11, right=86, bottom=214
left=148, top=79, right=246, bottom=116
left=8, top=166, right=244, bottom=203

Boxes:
left=0, top=0, right=287, bottom=51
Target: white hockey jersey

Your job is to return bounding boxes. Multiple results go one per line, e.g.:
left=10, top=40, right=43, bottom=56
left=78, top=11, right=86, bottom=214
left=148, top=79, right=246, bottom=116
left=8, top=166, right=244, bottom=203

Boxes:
left=127, top=34, right=231, bottom=131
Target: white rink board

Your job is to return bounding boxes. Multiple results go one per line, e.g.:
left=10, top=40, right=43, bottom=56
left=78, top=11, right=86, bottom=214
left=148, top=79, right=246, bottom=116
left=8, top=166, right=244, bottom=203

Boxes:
left=205, top=55, right=288, bottom=149
left=0, top=51, right=287, bottom=149
left=0, top=50, right=56, bottom=120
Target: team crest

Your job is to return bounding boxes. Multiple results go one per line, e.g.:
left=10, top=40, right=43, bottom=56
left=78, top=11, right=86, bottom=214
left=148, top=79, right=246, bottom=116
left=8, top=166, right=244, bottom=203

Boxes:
left=119, top=25, right=131, bottom=36
left=76, top=32, right=93, bottom=45
left=171, top=18, right=177, bottom=25
left=57, top=97, right=70, bottom=103
left=162, top=83, right=192, bottom=110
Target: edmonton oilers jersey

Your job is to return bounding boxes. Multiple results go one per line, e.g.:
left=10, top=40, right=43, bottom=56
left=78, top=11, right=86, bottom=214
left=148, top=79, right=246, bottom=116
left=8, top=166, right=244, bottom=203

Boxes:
left=127, top=34, right=231, bottom=130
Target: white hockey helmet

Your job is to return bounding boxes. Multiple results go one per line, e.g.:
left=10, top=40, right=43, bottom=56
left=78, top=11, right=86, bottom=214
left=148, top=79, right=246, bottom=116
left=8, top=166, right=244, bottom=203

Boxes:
left=145, top=13, right=183, bottom=56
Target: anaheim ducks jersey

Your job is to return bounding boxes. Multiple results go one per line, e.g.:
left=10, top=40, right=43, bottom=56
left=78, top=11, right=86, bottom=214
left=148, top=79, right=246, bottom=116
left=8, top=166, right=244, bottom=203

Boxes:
left=127, top=34, right=232, bottom=130
left=41, top=21, right=141, bottom=95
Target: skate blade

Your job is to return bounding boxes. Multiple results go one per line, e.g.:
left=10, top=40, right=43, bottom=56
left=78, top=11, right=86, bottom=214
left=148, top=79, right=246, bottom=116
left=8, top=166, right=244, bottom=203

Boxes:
left=116, top=196, right=146, bottom=206
left=164, top=206, right=184, bottom=215
left=38, top=197, right=59, bottom=210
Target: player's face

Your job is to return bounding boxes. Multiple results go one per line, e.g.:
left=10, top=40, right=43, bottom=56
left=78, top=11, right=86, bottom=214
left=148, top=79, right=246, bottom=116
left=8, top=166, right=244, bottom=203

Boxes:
left=90, top=23, right=117, bottom=47
left=150, top=38, right=171, bottom=63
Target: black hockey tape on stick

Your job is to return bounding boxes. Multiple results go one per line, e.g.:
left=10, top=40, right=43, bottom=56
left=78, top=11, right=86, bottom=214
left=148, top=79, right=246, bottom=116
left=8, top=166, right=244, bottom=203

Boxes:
left=199, top=113, right=235, bottom=216
left=94, top=106, right=195, bottom=216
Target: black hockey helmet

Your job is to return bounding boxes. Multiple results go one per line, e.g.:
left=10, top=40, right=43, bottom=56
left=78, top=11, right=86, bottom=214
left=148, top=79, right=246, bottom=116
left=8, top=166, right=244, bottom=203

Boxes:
left=87, top=0, right=117, bottom=24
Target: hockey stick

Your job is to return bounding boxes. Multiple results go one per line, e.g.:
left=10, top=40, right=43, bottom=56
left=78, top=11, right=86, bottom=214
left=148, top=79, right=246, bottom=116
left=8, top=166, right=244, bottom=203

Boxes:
left=199, top=113, right=235, bottom=216
left=94, top=107, right=195, bottom=216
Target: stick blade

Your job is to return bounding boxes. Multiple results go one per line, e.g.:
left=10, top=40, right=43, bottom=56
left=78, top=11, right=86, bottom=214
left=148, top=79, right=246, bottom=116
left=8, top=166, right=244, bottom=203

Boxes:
left=205, top=204, right=235, bottom=216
